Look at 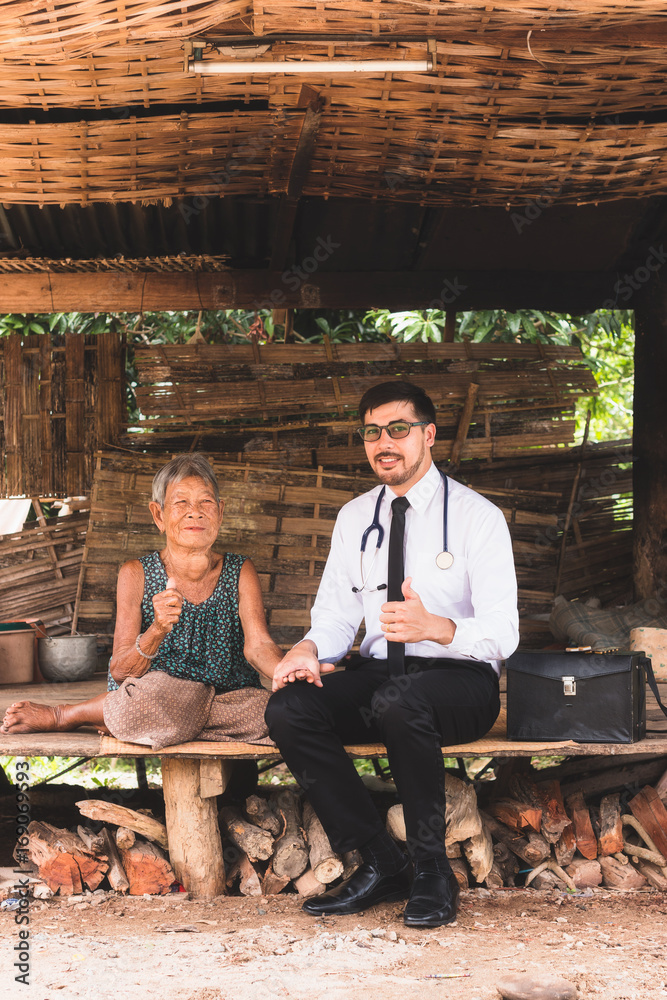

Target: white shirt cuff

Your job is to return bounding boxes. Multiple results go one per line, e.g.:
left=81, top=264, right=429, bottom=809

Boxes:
left=445, top=617, right=481, bottom=656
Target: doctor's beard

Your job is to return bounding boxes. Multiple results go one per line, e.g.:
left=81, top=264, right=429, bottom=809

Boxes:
left=372, top=444, right=426, bottom=487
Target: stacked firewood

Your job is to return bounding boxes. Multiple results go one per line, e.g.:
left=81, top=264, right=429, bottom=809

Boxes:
left=14, top=787, right=356, bottom=901
left=219, top=761, right=667, bottom=897
left=13, top=759, right=667, bottom=899
left=383, top=759, right=667, bottom=893
left=219, top=788, right=361, bottom=898
left=16, top=800, right=174, bottom=897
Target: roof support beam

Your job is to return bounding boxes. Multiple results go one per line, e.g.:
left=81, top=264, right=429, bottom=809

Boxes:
left=270, top=89, right=322, bottom=271
left=0, top=269, right=618, bottom=313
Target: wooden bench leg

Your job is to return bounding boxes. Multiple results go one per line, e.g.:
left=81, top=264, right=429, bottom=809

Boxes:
left=162, top=757, right=231, bottom=899
left=200, top=757, right=234, bottom=799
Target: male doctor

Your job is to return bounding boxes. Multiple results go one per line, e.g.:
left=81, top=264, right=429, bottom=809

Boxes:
left=266, top=380, right=518, bottom=927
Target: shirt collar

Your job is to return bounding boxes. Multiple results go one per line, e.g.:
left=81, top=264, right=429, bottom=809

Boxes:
left=385, top=461, right=443, bottom=515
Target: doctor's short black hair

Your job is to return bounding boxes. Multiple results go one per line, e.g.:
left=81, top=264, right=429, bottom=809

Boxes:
left=358, top=380, right=437, bottom=425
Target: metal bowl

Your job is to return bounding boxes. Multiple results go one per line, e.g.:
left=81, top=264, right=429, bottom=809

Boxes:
left=37, top=635, right=99, bottom=682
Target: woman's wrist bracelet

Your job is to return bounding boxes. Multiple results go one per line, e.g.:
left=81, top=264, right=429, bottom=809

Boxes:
left=135, top=633, right=159, bottom=660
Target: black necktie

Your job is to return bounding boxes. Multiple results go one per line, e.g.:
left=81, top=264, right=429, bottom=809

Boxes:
left=386, top=496, right=410, bottom=676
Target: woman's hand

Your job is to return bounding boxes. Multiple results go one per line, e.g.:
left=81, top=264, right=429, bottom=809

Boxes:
left=272, top=642, right=336, bottom=691
left=151, top=576, right=183, bottom=635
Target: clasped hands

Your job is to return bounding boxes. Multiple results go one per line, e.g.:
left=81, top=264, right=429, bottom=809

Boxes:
left=271, top=640, right=335, bottom=692
left=272, top=577, right=455, bottom=691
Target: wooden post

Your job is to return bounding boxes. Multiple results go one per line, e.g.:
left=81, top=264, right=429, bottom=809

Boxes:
left=161, top=758, right=226, bottom=899
left=634, top=271, right=667, bottom=601
left=448, top=380, right=479, bottom=468
left=444, top=309, right=457, bottom=342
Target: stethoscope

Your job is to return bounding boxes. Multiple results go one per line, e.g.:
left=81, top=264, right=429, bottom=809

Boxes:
left=352, top=469, right=453, bottom=593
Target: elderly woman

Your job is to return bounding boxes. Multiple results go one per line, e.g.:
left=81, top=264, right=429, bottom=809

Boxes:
left=1, top=455, right=283, bottom=749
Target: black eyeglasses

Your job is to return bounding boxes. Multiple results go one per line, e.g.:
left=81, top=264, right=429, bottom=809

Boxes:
left=356, top=420, right=429, bottom=442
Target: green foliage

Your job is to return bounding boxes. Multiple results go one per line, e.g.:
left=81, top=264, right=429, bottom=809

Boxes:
left=0, top=754, right=162, bottom=789
left=367, top=309, right=448, bottom=343
left=309, top=310, right=387, bottom=343
left=1, top=753, right=402, bottom=790
left=0, top=312, right=104, bottom=338
left=366, top=307, right=578, bottom=345
left=568, top=310, right=634, bottom=442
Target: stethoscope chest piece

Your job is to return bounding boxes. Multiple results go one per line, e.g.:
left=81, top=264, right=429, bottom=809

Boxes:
left=435, top=550, right=454, bottom=570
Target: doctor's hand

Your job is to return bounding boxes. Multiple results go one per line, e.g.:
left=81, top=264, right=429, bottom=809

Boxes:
left=380, top=577, right=456, bottom=646
left=271, top=641, right=336, bottom=692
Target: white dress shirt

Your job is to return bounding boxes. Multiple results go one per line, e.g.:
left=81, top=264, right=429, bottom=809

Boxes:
left=303, top=461, right=519, bottom=675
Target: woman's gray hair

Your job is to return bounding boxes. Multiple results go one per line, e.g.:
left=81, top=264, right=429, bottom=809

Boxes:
left=151, top=455, right=220, bottom=506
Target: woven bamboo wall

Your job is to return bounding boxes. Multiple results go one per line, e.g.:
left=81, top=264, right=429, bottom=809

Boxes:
left=0, top=331, right=125, bottom=498
left=124, top=405, right=578, bottom=468
left=462, top=440, right=634, bottom=611
left=554, top=441, right=633, bottom=605
left=0, top=510, right=89, bottom=631
left=128, top=341, right=597, bottom=464
left=74, top=451, right=561, bottom=648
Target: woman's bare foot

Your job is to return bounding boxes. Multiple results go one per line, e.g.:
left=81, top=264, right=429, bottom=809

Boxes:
left=0, top=701, right=70, bottom=734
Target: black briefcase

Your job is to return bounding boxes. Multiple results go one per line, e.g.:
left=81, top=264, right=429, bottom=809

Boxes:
left=506, top=650, right=652, bottom=743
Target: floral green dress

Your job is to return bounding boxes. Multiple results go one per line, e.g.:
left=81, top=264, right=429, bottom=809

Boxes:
left=107, top=551, right=262, bottom=695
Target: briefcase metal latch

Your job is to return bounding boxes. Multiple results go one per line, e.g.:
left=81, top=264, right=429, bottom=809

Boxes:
left=562, top=676, right=576, bottom=696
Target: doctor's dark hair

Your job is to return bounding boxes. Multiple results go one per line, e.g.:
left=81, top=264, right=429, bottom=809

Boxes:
left=358, top=380, right=437, bottom=425
left=151, top=454, right=220, bottom=507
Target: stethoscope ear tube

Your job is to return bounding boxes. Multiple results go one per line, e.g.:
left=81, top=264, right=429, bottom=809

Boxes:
left=354, top=470, right=451, bottom=593
left=360, top=486, right=386, bottom=554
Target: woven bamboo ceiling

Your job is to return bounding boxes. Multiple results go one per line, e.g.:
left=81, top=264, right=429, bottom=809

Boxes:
left=0, top=1, right=666, bottom=309
left=2, top=0, right=667, bottom=208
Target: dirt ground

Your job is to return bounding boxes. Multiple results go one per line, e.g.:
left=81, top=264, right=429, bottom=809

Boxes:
left=2, top=885, right=666, bottom=1000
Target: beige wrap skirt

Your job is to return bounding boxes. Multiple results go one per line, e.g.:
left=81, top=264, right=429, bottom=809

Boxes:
left=102, top=670, right=274, bottom=751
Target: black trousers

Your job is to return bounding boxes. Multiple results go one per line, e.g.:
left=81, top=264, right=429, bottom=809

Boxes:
left=265, top=656, right=500, bottom=860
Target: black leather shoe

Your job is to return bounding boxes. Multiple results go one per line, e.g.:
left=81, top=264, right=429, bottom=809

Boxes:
left=403, top=870, right=459, bottom=927
left=302, top=861, right=411, bottom=916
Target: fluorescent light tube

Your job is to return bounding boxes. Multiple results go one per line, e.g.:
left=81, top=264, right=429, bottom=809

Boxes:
left=189, top=58, right=432, bottom=74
